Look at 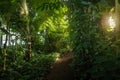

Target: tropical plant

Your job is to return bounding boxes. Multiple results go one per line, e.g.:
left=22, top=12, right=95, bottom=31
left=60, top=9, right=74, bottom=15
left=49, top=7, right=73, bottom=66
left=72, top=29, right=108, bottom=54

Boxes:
left=67, top=0, right=120, bottom=80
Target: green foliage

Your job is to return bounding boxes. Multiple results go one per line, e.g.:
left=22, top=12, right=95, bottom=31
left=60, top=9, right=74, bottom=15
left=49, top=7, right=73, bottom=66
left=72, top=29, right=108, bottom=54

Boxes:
left=7, top=0, right=69, bottom=54
left=0, top=0, right=69, bottom=80
left=89, top=55, right=120, bottom=80
left=0, top=52, right=58, bottom=80
left=68, top=0, right=120, bottom=80
left=39, top=1, right=64, bottom=11
left=39, top=11, right=69, bottom=53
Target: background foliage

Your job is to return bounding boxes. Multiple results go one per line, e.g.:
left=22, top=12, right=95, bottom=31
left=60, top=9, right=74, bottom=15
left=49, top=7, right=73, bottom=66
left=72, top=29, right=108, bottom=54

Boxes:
left=68, top=0, right=120, bottom=80
left=1, top=0, right=120, bottom=80
left=0, top=0, right=69, bottom=80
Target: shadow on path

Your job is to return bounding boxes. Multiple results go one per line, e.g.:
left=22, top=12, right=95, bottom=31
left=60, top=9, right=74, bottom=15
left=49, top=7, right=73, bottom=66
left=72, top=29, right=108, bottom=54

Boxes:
left=45, top=53, right=74, bottom=80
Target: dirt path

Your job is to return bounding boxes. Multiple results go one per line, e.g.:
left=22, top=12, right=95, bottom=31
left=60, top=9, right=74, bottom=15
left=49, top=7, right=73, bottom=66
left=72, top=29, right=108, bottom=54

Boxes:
left=45, top=53, right=74, bottom=80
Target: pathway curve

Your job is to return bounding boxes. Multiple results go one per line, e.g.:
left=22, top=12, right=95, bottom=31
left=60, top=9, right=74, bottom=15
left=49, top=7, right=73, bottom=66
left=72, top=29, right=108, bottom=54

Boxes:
left=45, top=53, right=74, bottom=80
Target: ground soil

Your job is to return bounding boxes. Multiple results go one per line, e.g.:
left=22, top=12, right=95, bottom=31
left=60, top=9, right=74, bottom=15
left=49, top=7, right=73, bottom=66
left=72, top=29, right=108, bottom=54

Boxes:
left=45, top=53, right=74, bottom=80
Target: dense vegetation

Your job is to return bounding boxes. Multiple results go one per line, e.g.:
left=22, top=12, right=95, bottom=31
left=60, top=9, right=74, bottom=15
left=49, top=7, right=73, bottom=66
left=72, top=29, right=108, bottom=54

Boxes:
left=1, top=0, right=120, bottom=80
left=68, top=0, right=120, bottom=80
left=0, top=0, right=69, bottom=80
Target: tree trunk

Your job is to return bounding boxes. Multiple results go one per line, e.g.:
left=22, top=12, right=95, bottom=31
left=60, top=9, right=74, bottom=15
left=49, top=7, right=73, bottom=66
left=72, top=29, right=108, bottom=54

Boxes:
left=3, top=34, right=8, bottom=70
left=115, top=0, right=120, bottom=56
left=22, top=0, right=31, bottom=61
left=24, top=36, right=31, bottom=61
left=0, top=32, right=2, bottom=47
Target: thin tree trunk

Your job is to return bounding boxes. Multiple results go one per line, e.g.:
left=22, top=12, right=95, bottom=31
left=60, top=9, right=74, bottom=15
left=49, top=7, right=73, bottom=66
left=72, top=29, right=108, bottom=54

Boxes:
left=21, top=0, right=31, bottom=61
left=115, top=0, right=120, bottom=56
left=0, top=33, right=2, bottom=47
left=25, top=36, right=31, bottom=61
left=3, top=34, right=8, bottom=70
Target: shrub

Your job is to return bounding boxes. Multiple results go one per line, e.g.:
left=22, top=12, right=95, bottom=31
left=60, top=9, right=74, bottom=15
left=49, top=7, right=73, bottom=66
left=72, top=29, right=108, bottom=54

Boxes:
left=0, top=52, right=57, bottom=80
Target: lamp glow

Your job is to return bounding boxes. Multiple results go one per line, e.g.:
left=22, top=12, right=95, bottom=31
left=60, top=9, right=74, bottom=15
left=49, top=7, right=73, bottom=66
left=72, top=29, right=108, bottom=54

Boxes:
left=108, top=16, right=116, bottom=30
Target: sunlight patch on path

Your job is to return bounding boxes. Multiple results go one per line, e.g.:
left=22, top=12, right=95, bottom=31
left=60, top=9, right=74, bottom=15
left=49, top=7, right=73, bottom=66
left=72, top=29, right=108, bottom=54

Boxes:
left=55, top=53, right=74, bottom=63
left=45, top=53, right=74, bottom=80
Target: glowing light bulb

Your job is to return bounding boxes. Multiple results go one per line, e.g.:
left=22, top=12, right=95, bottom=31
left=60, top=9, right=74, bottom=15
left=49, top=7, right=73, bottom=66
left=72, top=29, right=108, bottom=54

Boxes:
left=108, top=16, right=116, bottom=30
